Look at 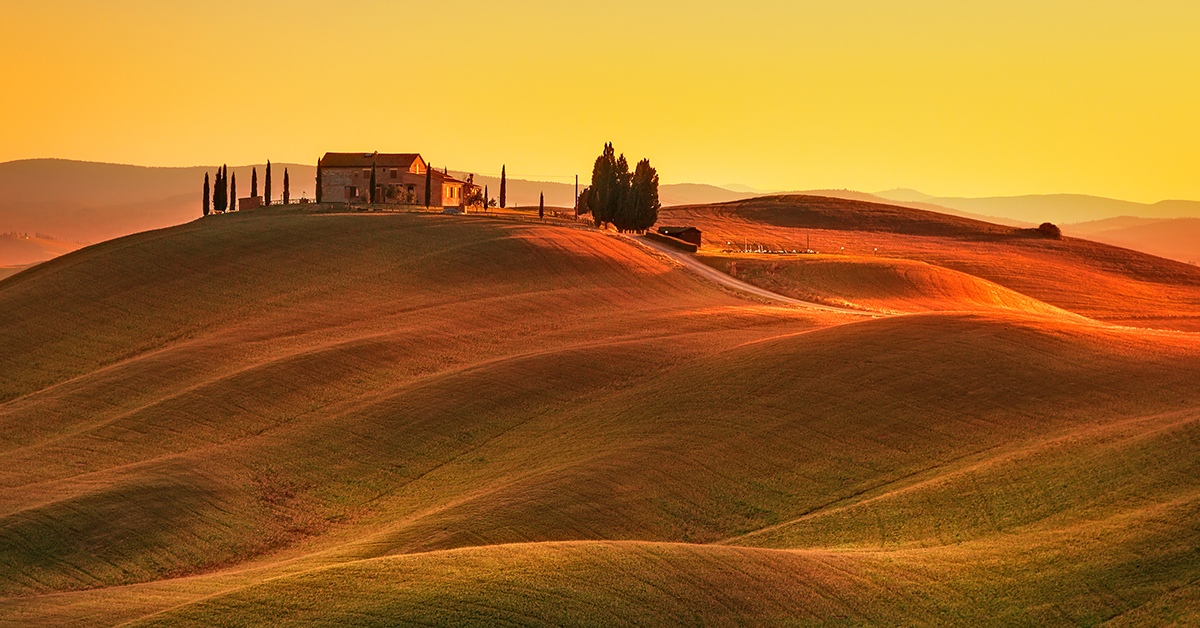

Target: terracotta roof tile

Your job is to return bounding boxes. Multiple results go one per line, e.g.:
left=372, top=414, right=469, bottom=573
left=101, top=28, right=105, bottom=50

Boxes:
left=320, top=152, right=422, bottom=168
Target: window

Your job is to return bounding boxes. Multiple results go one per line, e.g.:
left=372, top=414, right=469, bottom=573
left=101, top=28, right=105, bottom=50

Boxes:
left=363, top=169, right=371, bottom=179
left=345, top=186, right=357, bottom=199
left=390, top=169, right=398, bottom=179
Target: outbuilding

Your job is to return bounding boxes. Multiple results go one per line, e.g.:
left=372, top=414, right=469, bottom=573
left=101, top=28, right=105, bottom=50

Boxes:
left=657, top=226, right=702, bottom=248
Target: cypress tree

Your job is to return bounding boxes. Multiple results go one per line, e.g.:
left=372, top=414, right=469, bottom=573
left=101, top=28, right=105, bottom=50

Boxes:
left=424, top=164, right=432, bottom=207
left=223, top=165, right=230, bottom=212
left=484, top=185, right=488, bottom=211
left=539, top=193, right=544, bottom=220
left=577, top=186, right=593, bottom=219
left=316, top=160, right=323, bottom=204
left=264, top=161, right=272, bottom=206
left=587, top=143, right=655, bottom=232
left=215, top=165, right=225, bottom=212
left=230, top=172, right=237, bottom=211
left=369, top=163, right=376, bottom=204
left=590, top=143, right=618, bottom=228
left=628, top=159, right=660, bottom=232
left=284, top=168, right=291, bottom=205
left=203, top=172, right=210, bottom=216
left=499, top=165, right=507, bottom=208
left=251, top=167, right=258, bottom=199
left=614, top=154, right=632, bottom=231
left=215, top=168, right=223, bottom=213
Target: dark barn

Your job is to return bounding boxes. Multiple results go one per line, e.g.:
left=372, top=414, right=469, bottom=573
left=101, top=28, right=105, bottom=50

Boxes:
left=657, top=226, right=702, bottom=248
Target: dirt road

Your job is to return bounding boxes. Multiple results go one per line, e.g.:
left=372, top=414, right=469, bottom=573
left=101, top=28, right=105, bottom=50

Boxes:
left=631, top=235, right=875, bottom=316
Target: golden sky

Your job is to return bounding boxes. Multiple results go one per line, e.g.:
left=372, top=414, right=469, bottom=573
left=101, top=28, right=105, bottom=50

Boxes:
left=2, top=1, right=1198, bottom=201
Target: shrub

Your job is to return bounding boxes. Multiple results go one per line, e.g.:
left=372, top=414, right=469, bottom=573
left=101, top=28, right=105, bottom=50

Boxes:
left=1038, top=222, right=1062, bottom=239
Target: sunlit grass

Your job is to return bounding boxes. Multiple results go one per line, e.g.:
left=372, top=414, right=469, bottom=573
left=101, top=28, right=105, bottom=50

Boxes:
left=2, top=207, right=1197, bottom=626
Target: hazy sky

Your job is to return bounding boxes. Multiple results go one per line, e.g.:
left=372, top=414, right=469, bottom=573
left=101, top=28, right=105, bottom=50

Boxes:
left=3, top=1, right=1198, bottom=201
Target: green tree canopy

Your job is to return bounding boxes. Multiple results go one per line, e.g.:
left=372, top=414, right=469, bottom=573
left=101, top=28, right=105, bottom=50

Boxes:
left=584, top=143, right=659, bottom=232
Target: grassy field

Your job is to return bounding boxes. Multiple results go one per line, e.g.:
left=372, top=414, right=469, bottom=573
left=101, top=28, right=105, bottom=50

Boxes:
left=1, top=205, right=1197, bottom=626
left=663, top=195, right=1200, bottom=329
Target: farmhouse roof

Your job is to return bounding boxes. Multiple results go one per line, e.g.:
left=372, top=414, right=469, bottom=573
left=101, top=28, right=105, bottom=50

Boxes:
left=430, top=170, right=467, bottom=185
left=320, top=152, right=423, bottom=168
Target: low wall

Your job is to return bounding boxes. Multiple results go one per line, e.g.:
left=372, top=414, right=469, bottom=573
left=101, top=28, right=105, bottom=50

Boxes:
left=644, top=231, right=699, bottom=253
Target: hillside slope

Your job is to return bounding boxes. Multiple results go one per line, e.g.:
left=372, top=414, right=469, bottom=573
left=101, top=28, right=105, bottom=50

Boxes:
left=2, top=209, right=1198, bottom=626
left=1072, top=217, right=1200, bottom=265
left=661, top=195, right=1200, bottom=329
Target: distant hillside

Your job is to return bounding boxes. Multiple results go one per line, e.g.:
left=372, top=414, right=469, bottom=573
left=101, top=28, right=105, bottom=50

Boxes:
left=1062, top=216, right=1169, bottom=236
left=873, top=187, right=935, bottom=203
left=660, top=194, right=1200, bottom=329
left=0, top=232, right=83, bottom=266
left=0, top=159, right=315, bottom=245
left=447, top=171, right=575, bottom=208
left=793, top=189, right=1031, bottom=227
left=0, top=262, right=37, bottom=281
left=874, top=189, right=1200, bottom=224
left=450, top=172, right=757, bottom=208
left=1067, top=217, right=1200, bottom=265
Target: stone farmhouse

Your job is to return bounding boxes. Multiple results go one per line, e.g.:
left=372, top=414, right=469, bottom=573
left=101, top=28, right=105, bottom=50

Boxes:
left=318, top=152, right=475, bottom=208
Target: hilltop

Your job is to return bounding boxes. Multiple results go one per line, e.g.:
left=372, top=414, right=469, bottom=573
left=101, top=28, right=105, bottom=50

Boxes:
left=2, top=205, right=1199, bottom=626
left=5, top=159, right=1198, bottom=270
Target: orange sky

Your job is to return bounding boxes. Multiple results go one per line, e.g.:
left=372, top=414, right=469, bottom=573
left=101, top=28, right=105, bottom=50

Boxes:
left=2, top=1, right=1198, bottom=202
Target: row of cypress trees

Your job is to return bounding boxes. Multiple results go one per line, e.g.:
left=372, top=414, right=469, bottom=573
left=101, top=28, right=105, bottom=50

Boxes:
left=576, top=143, right=660, bottom=232
left=203, top=162, right=289, bottom=216
left=203, top=165, right=233, bottom=216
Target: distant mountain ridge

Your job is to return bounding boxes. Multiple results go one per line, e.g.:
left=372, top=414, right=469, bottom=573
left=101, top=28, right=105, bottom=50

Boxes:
left=3, top=158, right=1198, bottom=266
left=0, top=159, right=315, bottom=244
left=1062, top=217, right=1200, bottom=264
left=873, top=189, right=1200, bottom=224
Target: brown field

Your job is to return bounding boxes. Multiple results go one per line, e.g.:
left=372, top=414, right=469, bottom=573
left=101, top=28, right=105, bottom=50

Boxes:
left=662, top=195, right=1200, bottom=329
left=1, top=203, right=1198, bottom=626
left=0, top=234, right=83, bottom=267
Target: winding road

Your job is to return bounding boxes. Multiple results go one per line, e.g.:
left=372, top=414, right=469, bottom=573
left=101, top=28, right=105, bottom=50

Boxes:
left=630, top=235, right=875, bottom=316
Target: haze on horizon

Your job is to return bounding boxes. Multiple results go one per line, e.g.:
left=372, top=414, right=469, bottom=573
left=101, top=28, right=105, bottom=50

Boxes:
left=2, top=0, right=1198, bottom=204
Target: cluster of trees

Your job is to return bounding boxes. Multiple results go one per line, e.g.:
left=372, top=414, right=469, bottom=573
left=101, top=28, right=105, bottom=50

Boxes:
left=203, top=165, right=231, bottom=215
left=576, top=143, right=660, bottom=232
left=202, top=162, right=288, bottom=216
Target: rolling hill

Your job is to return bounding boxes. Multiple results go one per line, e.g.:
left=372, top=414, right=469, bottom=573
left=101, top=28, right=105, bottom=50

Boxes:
left=2, top=204, right=1199, bottom=626
left=6, top=158, right=1197, bottom=272
left=0, top=232, right=83, bottom=267
left=661, top=194, right=1200, bottom=329
left=1064, top=217, right=1200, bottom=265
left=874, top=189, right=1200, bottom=224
